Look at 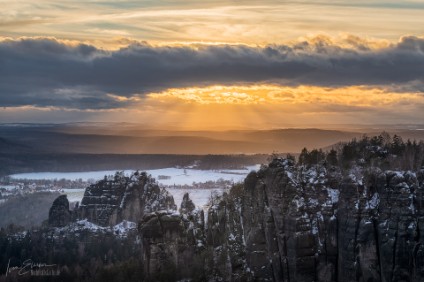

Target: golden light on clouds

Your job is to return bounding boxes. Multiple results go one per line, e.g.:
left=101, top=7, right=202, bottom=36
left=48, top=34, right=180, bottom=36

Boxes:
left=0, top=33, right=395, bottom=51
left=1, top=1, right=424, bottom=127
left=147, top=85, right=424, bottom=107
left=124, top=85, right=424, bottom=130
left=2, top=84, right=423, bottom=129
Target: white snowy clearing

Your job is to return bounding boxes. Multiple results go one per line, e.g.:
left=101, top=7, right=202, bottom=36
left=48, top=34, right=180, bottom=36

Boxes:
left=0, top=185, right=19, bottom=191
left=167, top=187, right=226, bottom=209
left=9, top=165, right=261, bottom=208
left=62, top=188, right=86, bottom=203
left=10, top=165, right=260, bottom=185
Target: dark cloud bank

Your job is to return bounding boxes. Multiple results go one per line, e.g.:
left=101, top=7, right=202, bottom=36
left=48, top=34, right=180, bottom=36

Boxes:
left=1, top=36, right=423, bottom=109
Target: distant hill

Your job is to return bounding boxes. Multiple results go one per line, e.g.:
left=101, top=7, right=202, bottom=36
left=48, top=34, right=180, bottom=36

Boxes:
left=0, top=137, right=31, bottom=154
left=2, top=123, right=424, bottom=175
left=0, top=124, right=365, bottom=154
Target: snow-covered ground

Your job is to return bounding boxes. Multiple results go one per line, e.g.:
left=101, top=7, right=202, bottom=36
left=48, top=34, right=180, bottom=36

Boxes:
left=144, top=165, right=260, bottom=186
left=62, top=188, right=86, bottom=203
left=0, top=185, right=19, bottom=191
left=166, top=187, right=225, bottom=209
left=55, top=219, right=137, bottom=238
left=10, top=165, right=260, bottom=185
left=10, top=165, right=261, bottom=208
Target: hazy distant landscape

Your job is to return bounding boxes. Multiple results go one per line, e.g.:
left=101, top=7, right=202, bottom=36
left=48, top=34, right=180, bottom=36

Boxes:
left=4, top=123, right=424, bottom=154
left=2, top=123, right=424, bottom=176
left=1, top=123, right=364, bottom=154
left=2, top=0, right=424, bottom=280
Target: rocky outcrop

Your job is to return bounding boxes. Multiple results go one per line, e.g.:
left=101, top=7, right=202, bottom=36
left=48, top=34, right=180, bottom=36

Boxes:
left=233, top=159, right=424, bottom=282
left=48, top=171, right=176, bottom=228
left=77, top=171, right=176, bottom=226
left=48, top=194, right=72, bottom=227
left=140, top=194, right=206, bottom=281
left=137, top=159, right=424, bottom=281
left=179, top=192, right=195, bottom=214
left=44, top=162, right=424, bottom=281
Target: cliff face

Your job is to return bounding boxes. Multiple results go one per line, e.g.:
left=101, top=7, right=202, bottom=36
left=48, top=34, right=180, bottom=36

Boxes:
left=44, top=163, right=424, bottom=281
left=138, top=159, right=424, bottom=282
left=139, top=208, right=205, bottom=280
left=76, top=171, right=176, bottom=226
left=48, top=194, right=72, bottom=227
left=242, top=160, right=424, bottom=282
left=239, top=158, right=341, bottom=281
left=48, top=171, right=176, bottom=228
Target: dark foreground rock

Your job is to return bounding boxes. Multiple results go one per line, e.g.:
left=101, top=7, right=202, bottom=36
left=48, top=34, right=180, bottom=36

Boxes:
left=48, top=194, right=72, bottom=227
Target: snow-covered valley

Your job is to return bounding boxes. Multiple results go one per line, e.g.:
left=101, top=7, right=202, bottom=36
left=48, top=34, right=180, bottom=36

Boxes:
left=9, top=165, right=260, bottom=208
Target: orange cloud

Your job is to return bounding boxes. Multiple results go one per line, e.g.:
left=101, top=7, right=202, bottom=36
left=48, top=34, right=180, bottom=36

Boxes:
left=147, top=85, right=424, bottom=108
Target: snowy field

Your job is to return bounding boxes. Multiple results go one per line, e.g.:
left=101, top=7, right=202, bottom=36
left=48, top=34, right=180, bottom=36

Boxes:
left=166, top=187, right=225, bottom=209
left=9, top=165, right=261, bottom=208
left=10, top=165, right=260, bottom=185
left=0, top=185, right=19, bottom=191
left=62, top=189, right=86, bottom=203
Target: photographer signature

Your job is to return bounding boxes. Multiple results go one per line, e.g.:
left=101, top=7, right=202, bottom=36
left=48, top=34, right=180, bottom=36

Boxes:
left=6, top=259, right=57, bottom=276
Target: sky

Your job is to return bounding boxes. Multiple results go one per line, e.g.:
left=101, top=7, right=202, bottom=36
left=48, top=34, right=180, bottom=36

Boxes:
left=1, top=0, right=423, bottom=129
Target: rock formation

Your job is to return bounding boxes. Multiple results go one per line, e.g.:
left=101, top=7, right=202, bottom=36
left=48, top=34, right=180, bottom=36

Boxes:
left=43, top=158, right=424, bottom=281
left=48, top=171, right=176, bottom=229
left=139, top=193, right=206, bottom=281
left=179, top=192, right=196, bottom=214
left=138, top=159, right=424, bottom=281
left=48, top=194, right=72, bottom=227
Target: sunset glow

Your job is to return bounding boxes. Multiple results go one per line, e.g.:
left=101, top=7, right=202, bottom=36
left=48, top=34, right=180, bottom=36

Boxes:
left=0, top=0, right=423, bottom=129
left=147, top=85, right=423, bottom=106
